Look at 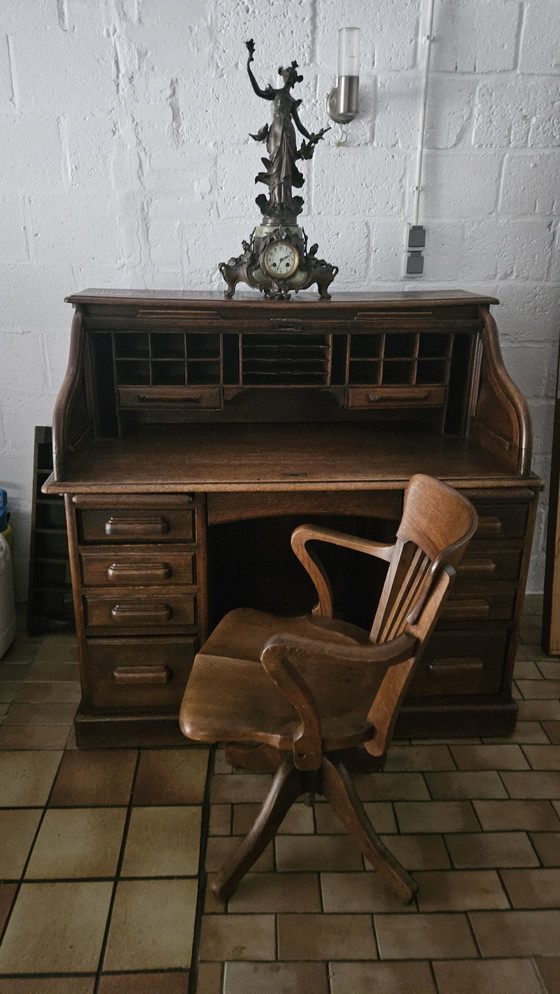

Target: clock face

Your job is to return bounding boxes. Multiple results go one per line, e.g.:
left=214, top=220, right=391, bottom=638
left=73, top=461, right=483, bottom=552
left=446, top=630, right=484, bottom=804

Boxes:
left=262, top=241, right=299, bottom=279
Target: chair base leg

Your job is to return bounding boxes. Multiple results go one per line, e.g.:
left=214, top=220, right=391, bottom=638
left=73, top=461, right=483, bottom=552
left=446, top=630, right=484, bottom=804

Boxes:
left=211, top=758, right=304, bottom=902
left=322, top=753, right=418, bottom=904
left=212, top=752, right=417, bottom=905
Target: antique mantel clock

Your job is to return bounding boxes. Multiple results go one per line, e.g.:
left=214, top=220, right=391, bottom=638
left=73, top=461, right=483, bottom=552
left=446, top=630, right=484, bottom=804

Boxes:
left=219, top=40, right=338, bottom=301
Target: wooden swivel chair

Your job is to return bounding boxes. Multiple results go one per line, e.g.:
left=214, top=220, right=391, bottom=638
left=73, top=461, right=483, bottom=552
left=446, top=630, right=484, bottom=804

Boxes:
left=180, top=474, right=477, bottom=903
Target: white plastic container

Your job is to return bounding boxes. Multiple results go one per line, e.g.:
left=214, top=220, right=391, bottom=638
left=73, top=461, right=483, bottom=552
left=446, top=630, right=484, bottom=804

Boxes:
left=0, top=532, right=16, bottom=658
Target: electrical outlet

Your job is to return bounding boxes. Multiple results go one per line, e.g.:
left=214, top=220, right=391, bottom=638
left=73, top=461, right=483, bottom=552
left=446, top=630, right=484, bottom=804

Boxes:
left=405, top=225, right=426, bottom=277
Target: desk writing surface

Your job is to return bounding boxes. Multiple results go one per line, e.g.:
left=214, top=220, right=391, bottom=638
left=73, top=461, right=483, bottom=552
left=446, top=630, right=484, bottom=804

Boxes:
left=50, top=423, right=522, bottom=494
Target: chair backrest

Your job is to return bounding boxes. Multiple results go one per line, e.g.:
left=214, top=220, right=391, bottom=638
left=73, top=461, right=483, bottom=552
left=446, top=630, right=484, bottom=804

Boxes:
left=370, top=474, right=478, bottom=645
left=364, top=475, right=477, bottom=759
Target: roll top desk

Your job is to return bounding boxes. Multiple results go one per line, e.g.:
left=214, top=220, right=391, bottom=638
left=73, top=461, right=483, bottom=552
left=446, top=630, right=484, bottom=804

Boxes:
left=45, top=289, right=542, bottom=746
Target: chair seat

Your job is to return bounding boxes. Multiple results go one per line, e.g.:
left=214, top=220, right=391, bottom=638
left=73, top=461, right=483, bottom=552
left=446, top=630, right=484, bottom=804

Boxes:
left=180, top=608, right=383, bottom=752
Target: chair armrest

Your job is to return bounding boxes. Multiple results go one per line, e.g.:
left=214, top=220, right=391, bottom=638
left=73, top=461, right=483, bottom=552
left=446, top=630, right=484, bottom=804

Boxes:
left=260, top=631, right=417, bottom=771
left=291, top=524, right=395, bottom=617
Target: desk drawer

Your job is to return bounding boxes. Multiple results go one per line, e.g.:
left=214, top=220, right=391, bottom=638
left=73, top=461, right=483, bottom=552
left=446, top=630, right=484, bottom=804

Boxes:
left=442, top=589, right=516, bottom=621
left=456, top=547, right=523, bottom=584
left=80, top=547, right=195, bottom=587
left=472, top=503, right=528, bottom=540
left=410, top=629, right=508, bottom=697
left=84, top=591, right=196, bottom=633
left=347, top=386, right=446, bottom=409
left=84, top=636, right=196, bottom=710
left=77, top=501, right=194, bottom=544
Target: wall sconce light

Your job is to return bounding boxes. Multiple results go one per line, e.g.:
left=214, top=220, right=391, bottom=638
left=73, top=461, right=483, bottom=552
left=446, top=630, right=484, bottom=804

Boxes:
left=327, top=27, right=360, bottom=123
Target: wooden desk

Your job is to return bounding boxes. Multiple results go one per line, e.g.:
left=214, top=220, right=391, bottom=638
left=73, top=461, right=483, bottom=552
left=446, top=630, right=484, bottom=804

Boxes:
left=45, top=290, right=542, bottom=746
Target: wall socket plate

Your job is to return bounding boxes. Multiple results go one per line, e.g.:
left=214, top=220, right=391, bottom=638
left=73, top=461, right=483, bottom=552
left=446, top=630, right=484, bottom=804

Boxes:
left=405, top=224, right=426, bottom=277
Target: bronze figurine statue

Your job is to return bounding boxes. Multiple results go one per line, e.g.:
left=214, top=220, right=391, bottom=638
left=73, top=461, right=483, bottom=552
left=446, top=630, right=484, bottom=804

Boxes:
left=246, top=39, right=329, bottom=223
left=218, top=40, right=338, bottom=300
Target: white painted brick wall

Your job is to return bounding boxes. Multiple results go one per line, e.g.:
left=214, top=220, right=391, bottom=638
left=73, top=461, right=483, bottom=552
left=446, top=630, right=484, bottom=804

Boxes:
left=0, top=0, right=558, bottom=599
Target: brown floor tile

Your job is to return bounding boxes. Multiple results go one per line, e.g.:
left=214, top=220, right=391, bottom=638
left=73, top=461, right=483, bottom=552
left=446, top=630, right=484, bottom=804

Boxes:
left=31, top=640, right=79, bottom=664
left=524, top=744, right=560, bottom=769
left=450, top=743, right=530, bottom=770
left=278, top=912, right=377, bottom=960
left=0, top=809, right=42, bottom=878
left=0, top=663, right=32, bottom=682
left=205, top=835, right=273, bottom=873
left=517, top=679, right=560, bottom=699
left=501, top=770, right=560, bottom=798
left=329, top=960, right=437, bottom=994
left=351, top=770, right=430, bottom=800
left=228, top=871, right=321, bottom=911
left=25, top=807, right=126, bottom=879
left=415, top=869, right=509, bottom=910
left=483, top=721, right=552, bottom=744
left=446, top=831, right=539, bottom=868
left=0, top=680, right=21, bottom=702
left=224, top=961, right=329, bottom=994
left=517, top=699, right=560, bottom=721
left=3, top=701, right=77, bottom=724
left=433, top=958, right=545, bottom=994
left=49, top=749, right=137, bottom=806
left=121, top=805, right=201, bottom=877
left=474, top=798, right=560, bottom=831
left=515, top=659, right=545, bottom=679
left=199, top=913, right=275, bottom=961
left=14, top=680, right=81, bottom=703
left=395, top=800, right=480, bottom=833
left=425, top=770, right=508, bottom=799
left=195, top=963, right=223, bottom=994
left=543, top=721, right=560, bottom=744
left=275, top=833, right=363, bottom=871
left=0, top=882, right=18, bottom=933
left=375, top=911, right=477, bottom=959
left=375, top=833, right=451, bottom=870
left=233, top=798, right=314, bottom=835
left=530, top=832, right=560, bottom=866
left=210, top=771, right=272, bottom=804
left=25, top=661, right=80, bottom=682
left=470, top=909, right=560, bottom=956
left=98, top=972, right=189, bottom=994
left=0, top=981, right=95, bottom=994
left=314, top=799, right=397, bottom=834
left=0, top=880, right=112, bottom=973
left=501, top=867, right=560, bottom=907
left=534, top=957, right=560, bottom=994
left=321, top=870, right=417, bottom=912
left=0, top=749, right=62, bottom=806
left=103, top=879, right=198, bottom=971
left=516, top=643, right=550, bottom=661
left=383, top=744, right=455, bottom=772
left=133, top=748, right=208, bottom=804
left=209, top=803, right=232, bottom=835
left=0, top=724, right=72, bottom=749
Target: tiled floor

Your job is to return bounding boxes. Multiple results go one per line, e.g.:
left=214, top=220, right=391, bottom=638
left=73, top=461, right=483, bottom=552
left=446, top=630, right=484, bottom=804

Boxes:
left=1, top=598, right=560, bottom=993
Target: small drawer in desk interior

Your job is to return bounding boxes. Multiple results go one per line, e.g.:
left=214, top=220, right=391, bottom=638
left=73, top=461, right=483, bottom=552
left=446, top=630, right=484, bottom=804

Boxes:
left=80, top=547, right=196, bottom=587
left=75, top=500, right=194, bottom=543
left=83, top=592, right=197, bottom=632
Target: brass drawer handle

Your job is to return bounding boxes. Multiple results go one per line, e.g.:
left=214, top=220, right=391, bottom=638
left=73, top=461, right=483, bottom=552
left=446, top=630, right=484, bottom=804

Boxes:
left=107, top=562, right=172, bottom=582
left=110, top=602, right=173, bottom=623
left=269, top=319, right=303, bottom=332
left=104, top=515, right=170, bottom=537
left=136, top=393, right=202, bottom=404
left=477, top=516, right=503, bottom=536
left=457, top=558, right=497, bottom=577
left=443, top=598, right=491, bottom=619
left=367, top=390, right=429, bottom=402
left=112, top=665, right=173, bottom=685
left=428, top=656, right=483, bottom=671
